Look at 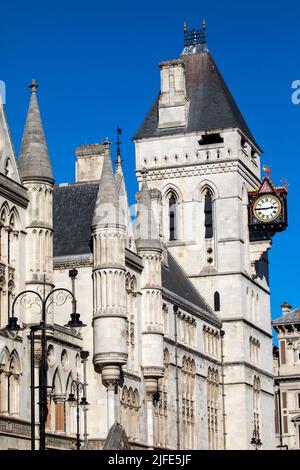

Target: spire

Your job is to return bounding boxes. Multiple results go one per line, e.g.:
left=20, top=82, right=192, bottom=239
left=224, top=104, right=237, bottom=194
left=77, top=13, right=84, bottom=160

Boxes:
left=115, top=126, right=123, bottom=175
left=18, top=80, right=54, bottom=184
left=182, top=19, right=208, bottom=55
left=135, top=170, right=161, bottom=250
left=92, top=143, right=120, bottom=228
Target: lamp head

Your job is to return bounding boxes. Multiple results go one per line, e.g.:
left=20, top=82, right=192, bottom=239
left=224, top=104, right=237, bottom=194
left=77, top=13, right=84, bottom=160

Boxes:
left=79, top=396, right=89, bottom=407
left=80, top=350, right=89, bottom=361
left=3, top=316, right=24, bottom=338
left=69, top=269, right=78, bottom=279
left=67, top=393, right=76, bottom=407
left=64, top=313, right=86, bottom=329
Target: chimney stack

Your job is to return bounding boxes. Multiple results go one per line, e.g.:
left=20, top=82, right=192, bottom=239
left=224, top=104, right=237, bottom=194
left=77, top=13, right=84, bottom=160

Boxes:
left=280, top=301, right=292, bottom=315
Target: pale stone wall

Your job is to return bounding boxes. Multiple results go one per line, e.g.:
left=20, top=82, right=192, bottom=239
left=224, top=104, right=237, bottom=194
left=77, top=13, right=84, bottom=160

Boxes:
left=274, top=314, right=300, bottom=449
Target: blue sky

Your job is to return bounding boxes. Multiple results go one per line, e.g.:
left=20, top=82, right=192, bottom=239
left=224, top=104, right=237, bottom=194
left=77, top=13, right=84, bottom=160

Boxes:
left=1, top=0, right=299, bottom=321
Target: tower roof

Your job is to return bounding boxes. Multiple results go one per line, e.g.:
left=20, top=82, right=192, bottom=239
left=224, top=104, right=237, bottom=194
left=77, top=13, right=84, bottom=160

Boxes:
left=92, top=144, right=120, bottom=228
left=133, top=29, right=260, bottom=150
left=18, top=80, right=54, bottom=184
left=135, top=171, right=161, bottom=250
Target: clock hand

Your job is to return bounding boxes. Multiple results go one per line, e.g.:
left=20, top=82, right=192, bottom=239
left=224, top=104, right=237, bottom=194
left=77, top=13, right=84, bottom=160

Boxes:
left=257, top=206, right=276, bottom=211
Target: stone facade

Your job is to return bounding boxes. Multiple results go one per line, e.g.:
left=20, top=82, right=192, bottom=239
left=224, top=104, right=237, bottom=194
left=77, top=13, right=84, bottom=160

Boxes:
left=273, top=303, right=300, bottom=449
left=0, top=28, right=280, bottom=450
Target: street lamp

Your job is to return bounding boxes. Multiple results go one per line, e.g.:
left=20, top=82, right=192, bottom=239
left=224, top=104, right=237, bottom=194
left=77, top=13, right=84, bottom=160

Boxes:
left=250, top=425, right=262, bottom=450
left=67, top=377, right=89, bottom=450
left=1, top=283, right=86, bottom=451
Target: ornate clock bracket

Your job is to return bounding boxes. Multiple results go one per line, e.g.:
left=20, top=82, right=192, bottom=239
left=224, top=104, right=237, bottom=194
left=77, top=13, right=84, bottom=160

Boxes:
left=248, top=175, right=288, bottom=243
left=249, top=239, right=272, bottom=279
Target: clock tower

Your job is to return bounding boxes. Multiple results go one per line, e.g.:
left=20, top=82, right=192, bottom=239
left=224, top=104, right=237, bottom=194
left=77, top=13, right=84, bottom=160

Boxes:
left=133, top=24, right=288, bottom=449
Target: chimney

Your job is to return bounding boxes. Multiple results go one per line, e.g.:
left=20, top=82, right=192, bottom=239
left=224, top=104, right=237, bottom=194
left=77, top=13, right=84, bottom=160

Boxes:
left=158, top=59, right=189, bottom=129
left=75, top=142, right=109, bottom=182
left=280, top=301, right=292, bottom=315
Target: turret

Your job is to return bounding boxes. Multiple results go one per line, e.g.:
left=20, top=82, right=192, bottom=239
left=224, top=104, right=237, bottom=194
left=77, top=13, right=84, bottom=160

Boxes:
left=17, top=80, right=54, bottom=323
left=91, top=143, right=127, bottom=430
left=135, top=171, right=164, bottom=447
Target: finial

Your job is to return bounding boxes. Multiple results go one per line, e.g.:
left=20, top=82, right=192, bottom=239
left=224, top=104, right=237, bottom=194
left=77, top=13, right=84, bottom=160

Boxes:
left=280, top=177, right=290, bottom=192
left=115, top=126, right=123, bottom=168
left=116, top=126, right=122, bottom=156
left=183, top=21, right=207, bottom=51
left=29, top=79, right=38, bottom=93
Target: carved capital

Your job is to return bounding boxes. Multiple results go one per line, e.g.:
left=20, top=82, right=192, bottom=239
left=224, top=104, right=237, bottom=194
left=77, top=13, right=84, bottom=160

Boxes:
left=101, top=364, right=121, bottom=389
left=53, top=394, right=66, bottom=404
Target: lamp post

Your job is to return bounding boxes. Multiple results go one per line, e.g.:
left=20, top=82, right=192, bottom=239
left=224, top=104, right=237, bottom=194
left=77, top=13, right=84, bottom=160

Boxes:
left=67, top=377, right=89, bottom=450
left=80, top=350, right=89, bottom=448
left=1, top=284, right=86, bottom=450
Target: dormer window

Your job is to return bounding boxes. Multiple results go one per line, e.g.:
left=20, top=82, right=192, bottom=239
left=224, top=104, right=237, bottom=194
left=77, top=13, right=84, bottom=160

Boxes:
left=198, top=133, right=223, bottom=145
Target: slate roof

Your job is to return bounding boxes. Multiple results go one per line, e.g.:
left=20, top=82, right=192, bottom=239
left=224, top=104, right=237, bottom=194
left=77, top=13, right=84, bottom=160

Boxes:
left=53, top=182, right=98, bottom=257
left=272, top=308, right=300, bottom=326
left=133, top=51, right=260, bottom=150
left=18, top=82, right=54, bottom=183
left=53, top=182, right=214, bottom=317
left=162, top=250, right=214, bottom=315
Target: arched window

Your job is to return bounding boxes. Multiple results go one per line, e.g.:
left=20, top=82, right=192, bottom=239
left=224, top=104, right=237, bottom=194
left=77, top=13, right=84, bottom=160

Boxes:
left=120, top=386, right=140, bottom=441
left=204, top=190, right=213, bottom=239
left=181, top=356, right=195, bottom=449
left=253, top=376, right=261, bottom=444
left=8, top=351, right=21, bottom=417
left=154, top=349, right=169, bottom=448
left=168, top=193, right=177, bottom=241
left=207, top=368, right=219, bottom=449
left=0, top=348, right=10, bottom=414
left=214, top=292, right=220, bottom=312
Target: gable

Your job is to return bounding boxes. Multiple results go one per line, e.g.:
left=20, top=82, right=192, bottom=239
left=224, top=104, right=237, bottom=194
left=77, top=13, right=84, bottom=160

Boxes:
left=0, top=99, right=21, bottom=184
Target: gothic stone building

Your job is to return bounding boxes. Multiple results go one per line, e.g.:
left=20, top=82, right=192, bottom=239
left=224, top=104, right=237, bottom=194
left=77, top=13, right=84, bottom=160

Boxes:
left=273, top=303, right=300, bottom=449
left=0, top=27, right=277, bottom=450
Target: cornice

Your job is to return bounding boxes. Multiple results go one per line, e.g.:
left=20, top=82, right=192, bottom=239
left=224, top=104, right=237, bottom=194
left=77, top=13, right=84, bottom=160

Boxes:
left=0, top=174, right=29, bottom=209
left=222, top=317, right=273, bottom=339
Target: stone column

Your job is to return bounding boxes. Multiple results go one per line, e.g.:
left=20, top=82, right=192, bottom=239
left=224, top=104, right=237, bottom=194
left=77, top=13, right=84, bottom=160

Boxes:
left=102, top=365, right=120, bottom=432
left=145, top=378, right=158, bottom=449
left=53, top=394, right=66, bottom=433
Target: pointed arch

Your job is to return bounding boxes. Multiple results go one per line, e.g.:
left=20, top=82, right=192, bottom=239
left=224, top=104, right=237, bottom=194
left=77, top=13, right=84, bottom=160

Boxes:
left=204, top=189, right=213, bottom=239
left=9, top=350, right=21, bottom=374
left=7, top=350, right=21, bottom=417
left=214, top=292, right=220, bottom=312
left=0, top=347, right=10, bottom=414
left=52, top=366, right=63, bottom=395
left=163, top=348, right=170, bottom=367
left=168, top=192, right=177, bottom=241
left=0, top=347, right=10, bottom=371
left=162, top=184, right=183, bottom=241
left=9, top=206, right=20, bottom=230
left=130, top=275, right=137, bottom=294
left=0, top=202, right=9, bottom=225
left=197, top=180, right=219, bottom=202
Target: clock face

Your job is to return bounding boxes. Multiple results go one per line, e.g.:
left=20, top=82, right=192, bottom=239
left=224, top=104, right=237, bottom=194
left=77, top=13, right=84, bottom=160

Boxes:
left=253, top=194, right=281, bottom=223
